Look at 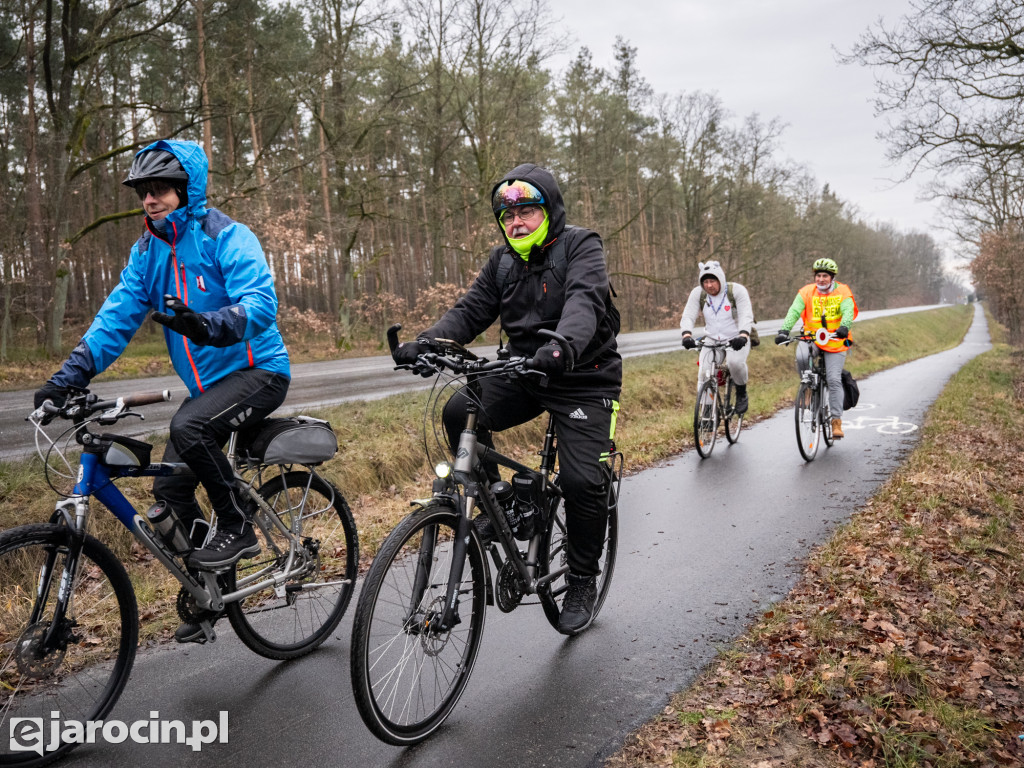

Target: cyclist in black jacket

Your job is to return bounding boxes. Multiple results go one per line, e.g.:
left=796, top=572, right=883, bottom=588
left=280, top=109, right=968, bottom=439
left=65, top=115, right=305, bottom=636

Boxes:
left=393, top=163, right=620, bottom=635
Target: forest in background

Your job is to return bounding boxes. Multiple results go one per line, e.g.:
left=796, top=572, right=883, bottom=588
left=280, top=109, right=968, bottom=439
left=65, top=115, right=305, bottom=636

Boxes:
left=0, top=0, right=960, bottom=361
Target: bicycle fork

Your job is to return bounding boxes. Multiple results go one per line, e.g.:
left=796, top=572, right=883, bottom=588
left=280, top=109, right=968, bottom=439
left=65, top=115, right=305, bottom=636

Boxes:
left=29, top=501, right=89, bottom=657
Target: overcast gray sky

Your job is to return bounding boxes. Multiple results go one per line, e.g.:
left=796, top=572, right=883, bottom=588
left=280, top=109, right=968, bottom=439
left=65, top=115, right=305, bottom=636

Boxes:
left=549, top=0, right=947, bottom=252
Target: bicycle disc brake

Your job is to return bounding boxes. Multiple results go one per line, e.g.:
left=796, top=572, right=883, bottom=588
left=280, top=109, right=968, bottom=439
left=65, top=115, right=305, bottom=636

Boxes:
left=15, top=622, right=74, bottom=679
left=496, top=559, right=525, bottom=613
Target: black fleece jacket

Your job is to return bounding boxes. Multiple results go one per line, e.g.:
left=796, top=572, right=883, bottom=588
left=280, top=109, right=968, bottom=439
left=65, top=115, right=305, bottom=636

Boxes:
left=422, top=163, right=621, bottom=395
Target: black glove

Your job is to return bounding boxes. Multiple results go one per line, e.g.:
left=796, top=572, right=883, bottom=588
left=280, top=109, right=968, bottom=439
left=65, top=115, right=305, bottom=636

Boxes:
left=729, top=335, right=748, bottom=351
left=531, top=342, right=566, bottom=377
left=681, top=334, right=696, bottom=350
left=775, top=330, right=790, bottom=346
left=835, top=325, right=849, bottom=339
left=152, top=295, right=210, bottom=344
left=392, top=339, right=429, bottom=366
left=34, top=380, right=68, bottom=410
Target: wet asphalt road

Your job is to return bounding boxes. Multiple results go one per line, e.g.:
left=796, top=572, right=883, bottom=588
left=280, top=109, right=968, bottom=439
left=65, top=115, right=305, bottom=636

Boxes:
left=46, top=303, right=990, bottom=767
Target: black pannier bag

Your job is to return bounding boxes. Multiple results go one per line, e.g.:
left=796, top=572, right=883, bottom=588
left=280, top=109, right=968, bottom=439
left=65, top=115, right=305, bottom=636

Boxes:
left=242, top=416, right=338, bottom=465
left=841, top=370, right=860, bottom=411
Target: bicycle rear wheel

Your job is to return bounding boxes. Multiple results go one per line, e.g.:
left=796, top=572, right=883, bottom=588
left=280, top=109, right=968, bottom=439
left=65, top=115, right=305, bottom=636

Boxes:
left=724, top=379, right=743, bottom=444
left=540, top=459, right=620, bottom=632
left=350, top=502, right=486, bottom=745
left=226, top=470, right=359, bottom=660
left=0, top=523, right=138, bottom=767
left=821, top=391, right=835, bottom=447
left=693, top=379, right=719, bottom=458
left=795, top=382, right=820, bottom=461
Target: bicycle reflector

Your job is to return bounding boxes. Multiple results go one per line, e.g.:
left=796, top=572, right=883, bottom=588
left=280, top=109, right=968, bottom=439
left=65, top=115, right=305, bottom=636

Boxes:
left=815, top=328, right=831, bottom=346
left=434, top=461, right=453, bottom=479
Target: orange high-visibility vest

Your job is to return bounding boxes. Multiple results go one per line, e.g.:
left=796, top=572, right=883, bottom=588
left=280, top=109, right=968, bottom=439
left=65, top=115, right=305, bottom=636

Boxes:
left=798, top=282, right=858, bottom=352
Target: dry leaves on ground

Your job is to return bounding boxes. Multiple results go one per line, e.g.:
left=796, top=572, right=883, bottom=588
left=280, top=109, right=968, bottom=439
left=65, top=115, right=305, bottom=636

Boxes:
left=609, top=352, right=1024, bottom=767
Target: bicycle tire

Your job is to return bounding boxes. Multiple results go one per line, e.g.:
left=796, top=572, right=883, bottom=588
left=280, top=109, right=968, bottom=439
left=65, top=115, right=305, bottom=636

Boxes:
left=693, top=379, right=719, bottom=458
left=225, top=471, right=358, bottom=660
left=350, top=502, right=487, bottom=745
left=539, top=463, right=619, bottom=632
left=724, top=379, right=743, bottom=444
left=0, top=523, right=138, bottom=767
left=795, top=382, right=819, bottom=461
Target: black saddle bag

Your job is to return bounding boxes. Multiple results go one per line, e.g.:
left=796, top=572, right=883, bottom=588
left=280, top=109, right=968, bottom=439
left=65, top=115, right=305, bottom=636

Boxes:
left=241, top=416, right=338, bottom=465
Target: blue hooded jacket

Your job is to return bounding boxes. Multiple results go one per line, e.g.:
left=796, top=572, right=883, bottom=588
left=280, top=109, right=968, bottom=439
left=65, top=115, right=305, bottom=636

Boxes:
left=54, top=139, right=290, bottom=396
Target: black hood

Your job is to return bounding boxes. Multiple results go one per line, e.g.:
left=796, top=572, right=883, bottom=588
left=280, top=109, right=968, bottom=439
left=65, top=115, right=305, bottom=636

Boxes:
left=491, top=163, right=566, bottom=243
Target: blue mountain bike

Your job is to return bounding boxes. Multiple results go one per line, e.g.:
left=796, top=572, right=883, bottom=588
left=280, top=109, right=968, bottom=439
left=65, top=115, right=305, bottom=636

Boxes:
left=1, top=389, right=358, bottom=766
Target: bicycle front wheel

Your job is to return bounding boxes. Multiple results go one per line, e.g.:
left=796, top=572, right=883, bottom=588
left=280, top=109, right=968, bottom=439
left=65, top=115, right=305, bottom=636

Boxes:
left=694, top=379, right=719, bottom=458
left=0, top=523, right=138, bottom=767
left=350, top=502, right=487, bottom=745
left=539, top=461, right=619, bottom=631
left=795, top=382, right=820, bottom=461
left=226, top=471, right=359, bottom=660
left=724, top=380, right=743, bottom=444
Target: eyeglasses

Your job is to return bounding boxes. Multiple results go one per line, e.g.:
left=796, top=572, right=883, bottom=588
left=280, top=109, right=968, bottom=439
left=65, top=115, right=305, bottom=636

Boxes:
left=135, top=180, right=176, bottom=200
left=500, top=205, right=542, bottom=226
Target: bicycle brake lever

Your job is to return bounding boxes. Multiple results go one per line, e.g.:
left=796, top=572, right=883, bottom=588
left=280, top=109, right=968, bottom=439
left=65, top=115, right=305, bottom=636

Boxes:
left=97, top=409, right=144, bottom=426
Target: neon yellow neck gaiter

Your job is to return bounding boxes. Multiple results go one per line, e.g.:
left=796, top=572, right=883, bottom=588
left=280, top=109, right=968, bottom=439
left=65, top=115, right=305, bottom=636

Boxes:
left=507, top=211, right=550, bottom=259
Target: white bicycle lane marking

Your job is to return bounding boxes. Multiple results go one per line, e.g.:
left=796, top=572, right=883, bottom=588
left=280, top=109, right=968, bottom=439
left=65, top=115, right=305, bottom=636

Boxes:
left=842, top=402, right=918, bottom=434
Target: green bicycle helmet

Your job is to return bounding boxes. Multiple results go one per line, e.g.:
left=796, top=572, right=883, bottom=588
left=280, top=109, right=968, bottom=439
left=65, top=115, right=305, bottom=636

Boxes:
left=812, top=257, right=838, bottom=276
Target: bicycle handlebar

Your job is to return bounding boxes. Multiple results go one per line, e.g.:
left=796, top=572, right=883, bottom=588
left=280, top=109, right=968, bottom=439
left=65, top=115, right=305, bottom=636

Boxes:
left=29, top=388, right=173, bottom=426
left=386, top=322, right=574, bottom=378
left=693, top=337, right=732, bottom=350
left=782, top=331, right=852, bottom=348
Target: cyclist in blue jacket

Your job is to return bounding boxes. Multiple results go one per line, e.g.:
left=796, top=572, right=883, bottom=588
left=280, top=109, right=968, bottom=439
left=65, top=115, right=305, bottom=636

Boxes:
left=34, top=140, right=291, bottom=640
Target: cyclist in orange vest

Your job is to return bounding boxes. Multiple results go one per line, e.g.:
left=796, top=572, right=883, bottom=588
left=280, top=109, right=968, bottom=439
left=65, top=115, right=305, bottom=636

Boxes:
left=774, top=257, right=858, bottom=438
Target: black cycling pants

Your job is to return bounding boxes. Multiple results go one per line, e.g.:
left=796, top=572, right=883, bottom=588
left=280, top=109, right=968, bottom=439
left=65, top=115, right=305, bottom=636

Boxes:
left=442, top=377, right=617, bottom=577
left=153, top=368, right=289, bottom=534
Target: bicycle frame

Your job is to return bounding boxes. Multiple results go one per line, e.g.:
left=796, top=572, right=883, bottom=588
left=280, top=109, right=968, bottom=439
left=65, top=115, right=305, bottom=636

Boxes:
left=426, top=399, right=565, bottom=632
left=698, top=340, right=731, bottom=394
left=47, top=424, right=329, bottom=620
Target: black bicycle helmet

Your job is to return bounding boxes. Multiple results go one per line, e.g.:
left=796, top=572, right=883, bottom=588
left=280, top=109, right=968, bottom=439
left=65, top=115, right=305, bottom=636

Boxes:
left=122, top=149, right=189, bottom=188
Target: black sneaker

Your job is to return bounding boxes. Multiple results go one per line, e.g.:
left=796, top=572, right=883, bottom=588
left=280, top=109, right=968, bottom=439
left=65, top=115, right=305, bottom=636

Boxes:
left=188, top=525, right=260, bottom=570
left=557, top=572, right=598, bottom=635
left=735, top=392, right=749, bottom=415
left=473, top=514, right=497, bottom=545
left=174, top=611, right=222, bottom=644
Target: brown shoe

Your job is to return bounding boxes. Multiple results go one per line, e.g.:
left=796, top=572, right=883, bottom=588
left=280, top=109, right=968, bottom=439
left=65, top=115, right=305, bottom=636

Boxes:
left=831, top=418, right=844, bottom=439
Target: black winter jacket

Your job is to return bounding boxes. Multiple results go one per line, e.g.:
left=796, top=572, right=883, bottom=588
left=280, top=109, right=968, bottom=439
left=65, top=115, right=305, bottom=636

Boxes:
left=422, top=163, right=621, bottom=395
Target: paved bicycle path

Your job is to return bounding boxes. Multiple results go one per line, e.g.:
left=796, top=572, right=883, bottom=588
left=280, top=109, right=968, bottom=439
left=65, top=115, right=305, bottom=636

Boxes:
left=62, top=304, right=990, bottom=768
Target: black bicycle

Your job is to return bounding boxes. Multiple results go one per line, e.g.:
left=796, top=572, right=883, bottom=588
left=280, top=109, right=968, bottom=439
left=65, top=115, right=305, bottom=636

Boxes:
left=349, top=325, right=622, bottom=745
left=2, top=390, right=358, bottom=766
left=687, top=337, right=744, bottom=458
left=784, top=326, right=848, bottom=461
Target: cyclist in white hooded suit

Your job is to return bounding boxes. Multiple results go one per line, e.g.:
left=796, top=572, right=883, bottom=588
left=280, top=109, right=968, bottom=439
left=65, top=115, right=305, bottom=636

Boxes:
left=679, top=260, right=755, bottom=414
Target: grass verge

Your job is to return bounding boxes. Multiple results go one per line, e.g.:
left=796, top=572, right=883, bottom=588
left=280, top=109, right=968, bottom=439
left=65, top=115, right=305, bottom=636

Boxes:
left=606, top=307, right=1024, bottom=766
